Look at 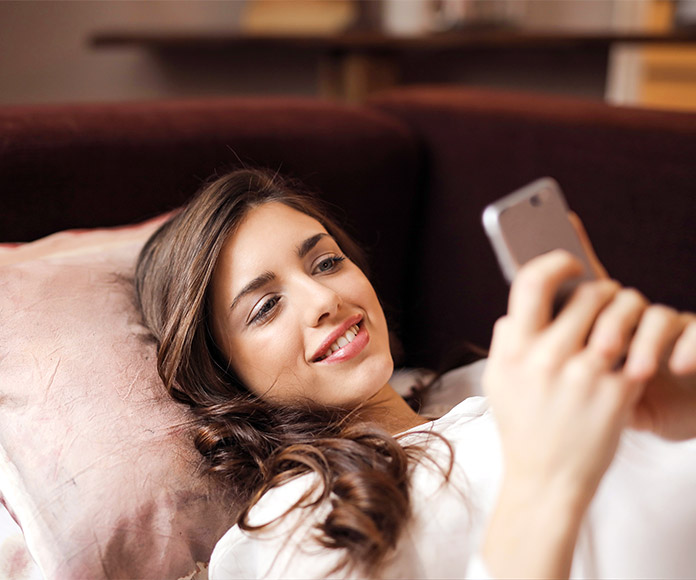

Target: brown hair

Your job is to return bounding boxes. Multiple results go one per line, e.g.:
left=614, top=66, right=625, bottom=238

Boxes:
left=135, top=168, right=447, bottom=576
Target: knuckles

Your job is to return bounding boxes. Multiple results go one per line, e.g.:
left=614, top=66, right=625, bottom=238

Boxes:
left=573, top=279, right=620, bottom=304
left=620, top=287, right=648, bottom=309
left=566, top=352, right=603, bottom=382
left=643, top=303, right=679, bottom=324
left=591, top=331, right=624, bottom=362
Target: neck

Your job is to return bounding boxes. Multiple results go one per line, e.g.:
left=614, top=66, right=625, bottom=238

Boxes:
left=357, top=383, right=430, bottom=435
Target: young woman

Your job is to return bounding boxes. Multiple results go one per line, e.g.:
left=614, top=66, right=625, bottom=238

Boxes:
left=135, top=168, right=696, bottom=579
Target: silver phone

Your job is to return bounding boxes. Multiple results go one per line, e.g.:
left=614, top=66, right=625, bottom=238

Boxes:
left=482, top=177, right=596, bottom=302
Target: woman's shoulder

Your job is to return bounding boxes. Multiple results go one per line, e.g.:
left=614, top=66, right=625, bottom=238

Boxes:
left=210, top=473, right=343, bottom=579
left=399, top=387, right=503, bottom=517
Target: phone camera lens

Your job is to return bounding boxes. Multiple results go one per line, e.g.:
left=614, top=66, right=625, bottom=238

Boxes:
left=530, top=194, right=542, bottom=207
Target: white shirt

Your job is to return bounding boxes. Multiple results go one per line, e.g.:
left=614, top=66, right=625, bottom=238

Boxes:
left=210, top=362, right=696, bottom=579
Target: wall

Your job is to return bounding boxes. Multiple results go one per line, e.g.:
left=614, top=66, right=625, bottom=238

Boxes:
left=2, top=1, right=316, bottom=105
left=0, top=0, right=658, bottom=106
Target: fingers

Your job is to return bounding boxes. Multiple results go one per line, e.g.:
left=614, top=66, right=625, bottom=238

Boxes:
left=506, top=246, right=695, bottom=391
left=624, top=305, right=683, bottom=380
left=564, top=350, right=646, bottom=412
left=507, top=250, right=637, bottom=365
left=586, top=288, right=648, bottom=366
left=669, top=315, right=696, bottom=374
left=540, top=278, right=620, bottom=361
left=508, top=250, right=584, bottom=336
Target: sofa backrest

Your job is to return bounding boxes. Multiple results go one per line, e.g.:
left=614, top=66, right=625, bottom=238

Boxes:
left=0, top=97, right=422, bottom=352
left=370, top=87, right=696, bottom=366
left=3, top=90, right=696, bottom=369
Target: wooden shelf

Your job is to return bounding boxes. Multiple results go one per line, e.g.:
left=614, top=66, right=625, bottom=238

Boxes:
left=90, top=28, right=696, bottom=103
left=91, top=28, right=696, bottom=52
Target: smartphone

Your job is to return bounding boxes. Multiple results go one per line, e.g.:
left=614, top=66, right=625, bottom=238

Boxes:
left=482, top=177, right=596, bottom=304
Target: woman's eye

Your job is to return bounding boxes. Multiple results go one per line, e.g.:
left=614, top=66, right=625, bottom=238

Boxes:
left=314, top=255, right=345, bottom=274
left=250, top=295, right=280, bottom=325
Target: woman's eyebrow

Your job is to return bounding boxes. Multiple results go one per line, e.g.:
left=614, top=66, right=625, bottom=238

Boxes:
left=297, top=233, right=329, bottom=259
left=229, top=271, right=275, bottom=313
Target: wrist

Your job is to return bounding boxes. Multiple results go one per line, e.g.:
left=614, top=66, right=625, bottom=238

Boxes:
left=483, top=474, right=588, bottom=579
left=501, top=468, right=592, bottom=519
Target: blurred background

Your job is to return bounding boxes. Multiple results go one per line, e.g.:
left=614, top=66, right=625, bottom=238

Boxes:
left=1, top=0, right=695, bottom=111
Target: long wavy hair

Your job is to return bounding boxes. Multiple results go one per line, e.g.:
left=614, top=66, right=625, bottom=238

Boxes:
left=135, top=168, right=447, bottom=577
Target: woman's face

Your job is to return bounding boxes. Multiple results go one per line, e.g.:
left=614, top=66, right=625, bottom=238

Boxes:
left=209, top=202, right=393, bottom=408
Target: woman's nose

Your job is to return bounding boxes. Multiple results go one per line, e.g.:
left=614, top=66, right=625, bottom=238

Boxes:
left=297, top=277, right=342, bottom=326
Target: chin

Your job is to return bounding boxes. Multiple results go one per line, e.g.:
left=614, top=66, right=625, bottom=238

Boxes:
left=346, top=355, right=394, bottom=405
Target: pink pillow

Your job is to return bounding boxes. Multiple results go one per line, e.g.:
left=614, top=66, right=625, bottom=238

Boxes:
left=0, top=218, right=234, bottom=578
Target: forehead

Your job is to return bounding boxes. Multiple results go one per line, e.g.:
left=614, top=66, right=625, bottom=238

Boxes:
left=216, top=202, right=328, bottom=278
left=232, top=202, right=326, bottom=250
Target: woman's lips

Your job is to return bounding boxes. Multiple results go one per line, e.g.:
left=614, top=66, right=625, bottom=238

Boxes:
left=311, top=314, right=362, bottom=361
left=315, top=323, right=370, bottom=364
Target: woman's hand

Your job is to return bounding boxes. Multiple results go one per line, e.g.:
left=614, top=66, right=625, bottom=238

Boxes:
left=484, top=250, right=647, bottom=503
left=481, top=250, right=649, bottom=579
left=569, top=212, right=696, bottom=440
left=569, top=211, right=696, bottom=440
left=624, top=306, right=696, bottom=440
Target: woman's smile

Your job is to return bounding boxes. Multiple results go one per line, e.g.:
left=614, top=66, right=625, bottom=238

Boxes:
left=312, top=317, right=369, bottom=364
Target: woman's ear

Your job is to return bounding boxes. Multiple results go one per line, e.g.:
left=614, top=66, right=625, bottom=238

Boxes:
left=568, top=212, right=608, bottom=279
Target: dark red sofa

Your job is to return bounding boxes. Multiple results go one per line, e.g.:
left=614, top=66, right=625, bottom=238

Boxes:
left=2, top=87, right=695, bottom=368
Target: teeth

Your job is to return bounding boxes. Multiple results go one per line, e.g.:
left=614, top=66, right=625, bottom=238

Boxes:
left=319, top=324, right=360, bottom=360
